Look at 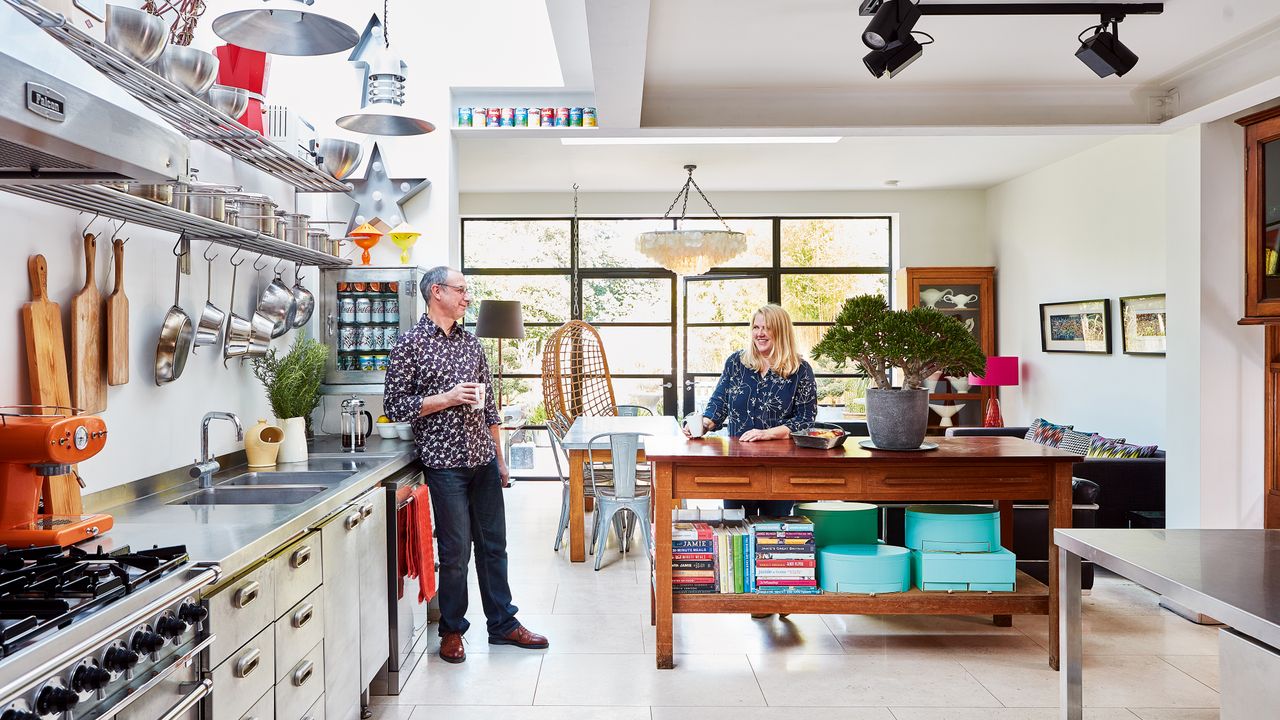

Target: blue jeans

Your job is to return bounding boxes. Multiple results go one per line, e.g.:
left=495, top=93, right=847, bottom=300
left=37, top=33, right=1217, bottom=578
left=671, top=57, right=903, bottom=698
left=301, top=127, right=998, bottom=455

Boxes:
left=425, top=460, right=520, bottom=638
left=723, top=499, right=795, bottom=517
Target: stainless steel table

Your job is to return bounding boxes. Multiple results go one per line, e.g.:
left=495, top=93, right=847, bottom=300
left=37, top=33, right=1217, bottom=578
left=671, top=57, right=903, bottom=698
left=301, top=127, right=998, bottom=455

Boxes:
left=1056, top=528, right=1280, bottom=719
left=560, top=416, right=682, bottom=561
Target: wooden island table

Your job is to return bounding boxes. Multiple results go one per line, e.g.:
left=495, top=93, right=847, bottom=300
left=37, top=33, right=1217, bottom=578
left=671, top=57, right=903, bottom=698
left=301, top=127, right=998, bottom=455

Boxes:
left=644, top=434, right=1079, bottom=670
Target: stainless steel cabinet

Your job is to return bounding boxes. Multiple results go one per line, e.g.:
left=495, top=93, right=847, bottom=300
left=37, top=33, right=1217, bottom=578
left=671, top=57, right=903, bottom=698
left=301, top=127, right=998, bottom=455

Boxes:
left=357, top=493, right=389, bottom=688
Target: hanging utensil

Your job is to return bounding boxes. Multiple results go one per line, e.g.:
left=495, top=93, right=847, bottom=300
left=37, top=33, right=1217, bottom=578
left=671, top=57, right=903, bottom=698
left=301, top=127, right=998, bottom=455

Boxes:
left=155, top=240, right=194, bottom=385
left=71, top=232, right=106, bottom=413
left=193, top=245, right=227, bottom=350
left=291, top=264, right=315, bottom=328
left=223, top=251, right=252, bottom=368
left=246, top=255, right=274, bottom=358
left=257, top=257, right=297, bottom=338
left=106, top=233, right=129, bottom=386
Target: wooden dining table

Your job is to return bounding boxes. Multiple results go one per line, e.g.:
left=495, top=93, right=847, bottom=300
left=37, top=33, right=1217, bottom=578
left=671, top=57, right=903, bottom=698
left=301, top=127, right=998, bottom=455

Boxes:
left=559, top=415, right=684, bottom=563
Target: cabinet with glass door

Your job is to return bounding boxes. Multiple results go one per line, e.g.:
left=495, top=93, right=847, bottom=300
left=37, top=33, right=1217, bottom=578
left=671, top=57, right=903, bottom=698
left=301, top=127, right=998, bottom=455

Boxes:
left=1240, top=106, right=1280, bottom=321
left=896, top=267, right=996, bottom=432
left=320, top=266, right=426, bottom=391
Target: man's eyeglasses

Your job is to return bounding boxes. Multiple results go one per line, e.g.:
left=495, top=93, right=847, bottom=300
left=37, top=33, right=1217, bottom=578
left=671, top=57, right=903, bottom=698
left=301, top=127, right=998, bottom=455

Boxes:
left=436, top=283, right=473, bottom=299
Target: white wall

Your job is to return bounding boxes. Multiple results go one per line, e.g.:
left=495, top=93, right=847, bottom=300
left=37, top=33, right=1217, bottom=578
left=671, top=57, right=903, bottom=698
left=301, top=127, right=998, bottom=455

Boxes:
left=987, top=136, right=1169, bottom=446
left=460, top=189, right=991, bottom=268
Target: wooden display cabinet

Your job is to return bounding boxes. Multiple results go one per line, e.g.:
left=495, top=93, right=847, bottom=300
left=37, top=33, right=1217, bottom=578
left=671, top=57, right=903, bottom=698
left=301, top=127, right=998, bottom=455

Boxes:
left=1239, top=106, right=1280, bottom=321
left=896, top=267, right=997, bottom=432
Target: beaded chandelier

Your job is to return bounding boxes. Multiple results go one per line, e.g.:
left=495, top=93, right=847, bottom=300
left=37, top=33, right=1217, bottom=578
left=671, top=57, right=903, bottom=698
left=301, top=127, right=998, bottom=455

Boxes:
left=636, top=164, right=745, bottom=276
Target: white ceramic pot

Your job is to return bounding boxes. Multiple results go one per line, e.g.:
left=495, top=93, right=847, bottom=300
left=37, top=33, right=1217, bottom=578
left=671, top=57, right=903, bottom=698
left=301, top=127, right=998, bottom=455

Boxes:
left=277, top=417, right=308, bottom=463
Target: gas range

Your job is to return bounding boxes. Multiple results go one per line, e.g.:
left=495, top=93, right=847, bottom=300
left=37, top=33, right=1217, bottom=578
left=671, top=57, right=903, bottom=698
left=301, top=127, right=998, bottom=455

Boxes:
left=0, top=543, right=220, bottom=720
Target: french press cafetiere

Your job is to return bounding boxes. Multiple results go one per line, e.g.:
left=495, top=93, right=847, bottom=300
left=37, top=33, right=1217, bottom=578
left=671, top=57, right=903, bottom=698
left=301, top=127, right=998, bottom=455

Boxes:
left=340, top=396, right=374, bottom=452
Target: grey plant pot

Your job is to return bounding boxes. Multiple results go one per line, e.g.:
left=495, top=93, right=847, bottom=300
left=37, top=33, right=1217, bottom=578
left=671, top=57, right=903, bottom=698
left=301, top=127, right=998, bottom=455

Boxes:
left=865, top=387, right=930, bottom=450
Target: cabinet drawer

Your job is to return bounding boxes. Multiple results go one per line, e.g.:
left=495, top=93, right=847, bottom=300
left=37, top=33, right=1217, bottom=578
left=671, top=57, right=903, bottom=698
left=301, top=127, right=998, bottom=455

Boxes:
left=207, top=563, right=277, bottom=668
left=275, top=589, right=325, bottom=683
left=673, top=466, right=766, bottom=496
left=239, top=689, right=274, bottom=720
left=874, top=464, right=1049, bottom=498
left=275, top=642, right=325, bottom=720
left=274, top=532, right=322, bottom=619
left=769, top=468, right=859, bottom=496
left=211, top=626, right=276, bottom=720
left=300, top=694, right=324, bottom=720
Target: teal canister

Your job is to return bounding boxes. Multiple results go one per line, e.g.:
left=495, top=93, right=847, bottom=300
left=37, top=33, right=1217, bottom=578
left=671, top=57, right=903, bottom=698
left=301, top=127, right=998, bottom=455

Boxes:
left=795, top=501, right=878, bottom=548
left=904, top=505, right=1000, bottom=553
left=818, top=543, right=911, bottom=594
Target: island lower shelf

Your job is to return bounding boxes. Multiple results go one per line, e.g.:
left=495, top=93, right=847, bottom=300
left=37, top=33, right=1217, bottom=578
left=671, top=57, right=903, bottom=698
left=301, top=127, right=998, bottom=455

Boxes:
left=660, top=570, right=1048, bottom=615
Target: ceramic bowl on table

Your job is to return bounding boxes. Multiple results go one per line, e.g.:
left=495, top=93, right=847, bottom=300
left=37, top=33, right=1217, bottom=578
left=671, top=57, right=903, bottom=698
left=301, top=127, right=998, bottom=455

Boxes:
left=394, top=422, right=413, bottom=441
left=375, top=422, right=398, bottom=440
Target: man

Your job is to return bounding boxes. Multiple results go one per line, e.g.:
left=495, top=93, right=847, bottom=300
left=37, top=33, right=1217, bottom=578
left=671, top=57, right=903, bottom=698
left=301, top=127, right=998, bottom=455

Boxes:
left=384, top=265, right=548, bottom=664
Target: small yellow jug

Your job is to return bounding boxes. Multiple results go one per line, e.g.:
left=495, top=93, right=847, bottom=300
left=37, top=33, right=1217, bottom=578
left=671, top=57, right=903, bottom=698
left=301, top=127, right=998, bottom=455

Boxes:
left=245, top=419, right=285, bottom=468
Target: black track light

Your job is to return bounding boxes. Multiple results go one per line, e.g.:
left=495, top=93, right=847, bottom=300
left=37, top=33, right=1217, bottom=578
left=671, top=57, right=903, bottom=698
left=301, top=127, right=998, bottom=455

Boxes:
left=863, top=36, right=924, bottom=78
left=1075, top=18, right=1139, bottom=77
left=862, top=0, right=921, bottom=50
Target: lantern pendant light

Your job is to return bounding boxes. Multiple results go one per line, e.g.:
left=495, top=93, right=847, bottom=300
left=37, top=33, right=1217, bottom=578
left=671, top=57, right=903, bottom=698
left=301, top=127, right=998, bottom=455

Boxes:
left=336, top=2, right=435, bottom=136
left=211, top=0, right=359, bottom=56
left=636, top=165, right=746, bottom=276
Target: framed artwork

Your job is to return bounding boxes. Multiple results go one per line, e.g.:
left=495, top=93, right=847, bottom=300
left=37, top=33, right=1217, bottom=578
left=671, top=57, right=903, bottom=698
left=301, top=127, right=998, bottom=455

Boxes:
left=1040, top=299, right=1111, bottom=354
left=1119, top=293, right=1167, bottom=355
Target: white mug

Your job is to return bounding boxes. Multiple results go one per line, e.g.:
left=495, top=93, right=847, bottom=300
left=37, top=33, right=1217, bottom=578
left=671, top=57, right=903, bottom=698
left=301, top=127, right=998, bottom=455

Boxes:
left=685, top=412, right=705, bottom=438
left=944, top=292, right=979, bottom=309
left=469, top=383, right=486, bottom=411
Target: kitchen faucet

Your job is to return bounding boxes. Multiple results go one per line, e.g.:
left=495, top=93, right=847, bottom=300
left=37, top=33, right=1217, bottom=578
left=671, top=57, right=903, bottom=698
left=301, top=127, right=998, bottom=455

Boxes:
left=190, top=412, right=243, bottom=489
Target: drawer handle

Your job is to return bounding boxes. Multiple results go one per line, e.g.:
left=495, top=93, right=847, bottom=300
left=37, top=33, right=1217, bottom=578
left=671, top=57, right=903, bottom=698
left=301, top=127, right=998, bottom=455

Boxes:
left=234, top=648, right=261, bottom=678
left=233, top=581, right=260, bottom=609
left=290, top=545, right=313, bottom=568
left=291, top=602, right=315, bottom=629
left=789, top=476, right=846, bottom=485
left=694, top=476, right=752, bottom=485
left=292, top=660, right=315, bottom=687
left=360, top=502, right=374, bottom=517
left=344, top=511, right=363, bottom=530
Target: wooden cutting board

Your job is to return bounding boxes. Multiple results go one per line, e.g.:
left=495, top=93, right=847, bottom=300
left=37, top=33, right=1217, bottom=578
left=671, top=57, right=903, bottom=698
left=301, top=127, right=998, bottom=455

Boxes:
left=71, top=233, right=106, bottom=413
left=106, top=238, right=129, bottom=386
left=22, top=254, right=82, bottom=515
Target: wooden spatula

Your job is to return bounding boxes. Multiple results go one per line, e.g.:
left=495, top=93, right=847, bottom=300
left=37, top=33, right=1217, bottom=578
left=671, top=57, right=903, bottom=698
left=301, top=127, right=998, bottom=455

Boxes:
left=71, top=233, right=106, bottom=413
left=107, top=238, right=129, bottom=386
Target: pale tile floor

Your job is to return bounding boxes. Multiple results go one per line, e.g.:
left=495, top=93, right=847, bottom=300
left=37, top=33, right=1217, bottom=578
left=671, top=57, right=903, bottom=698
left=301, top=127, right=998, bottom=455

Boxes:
left=372, top=482, right=1221, bottom=719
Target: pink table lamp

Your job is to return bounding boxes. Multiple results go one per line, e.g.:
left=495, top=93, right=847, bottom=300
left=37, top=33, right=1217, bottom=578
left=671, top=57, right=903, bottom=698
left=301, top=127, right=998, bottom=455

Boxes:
left=968, top=356, right=1019, bottom=428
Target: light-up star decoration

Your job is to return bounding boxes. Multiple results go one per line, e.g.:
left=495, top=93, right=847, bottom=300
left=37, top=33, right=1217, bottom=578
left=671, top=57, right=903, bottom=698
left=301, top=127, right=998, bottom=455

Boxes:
left=344, top=142, right=430, bottom=234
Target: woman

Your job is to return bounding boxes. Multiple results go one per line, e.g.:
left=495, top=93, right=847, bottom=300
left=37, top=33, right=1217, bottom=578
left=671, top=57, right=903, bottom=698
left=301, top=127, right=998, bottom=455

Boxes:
left=685, top=303, right=818, bottom=518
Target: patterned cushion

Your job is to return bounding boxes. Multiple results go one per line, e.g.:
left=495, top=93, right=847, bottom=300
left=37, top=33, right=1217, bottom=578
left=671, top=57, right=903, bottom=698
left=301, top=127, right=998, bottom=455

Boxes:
left=1057, top=429, right=1095, bottom=455
left=1024, top=418, right=1073, bottom=447
left=1085, top=435, right=1157, bottom=459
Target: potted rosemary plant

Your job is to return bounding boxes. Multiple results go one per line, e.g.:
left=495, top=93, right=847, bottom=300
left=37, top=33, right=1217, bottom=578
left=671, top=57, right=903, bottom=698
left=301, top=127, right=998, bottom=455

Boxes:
left=252, top=336, right=328, bottom=463
left=812, top=295, right=985, bottom=449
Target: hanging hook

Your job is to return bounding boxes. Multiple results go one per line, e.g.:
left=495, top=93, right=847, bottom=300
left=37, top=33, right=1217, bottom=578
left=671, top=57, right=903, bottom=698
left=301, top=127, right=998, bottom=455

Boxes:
left=273, top=257, right=286, bottom=276
left=109, top=220, right=127, bottom=243
left=172, top=234, right=187, bottom=257
left=230, top=246, right=245, bottom=266
left=203, top=242, right=219, bottom=263
left=253, top=253, right=268, bottom=271
left=80, top=212, right=101, bottom=238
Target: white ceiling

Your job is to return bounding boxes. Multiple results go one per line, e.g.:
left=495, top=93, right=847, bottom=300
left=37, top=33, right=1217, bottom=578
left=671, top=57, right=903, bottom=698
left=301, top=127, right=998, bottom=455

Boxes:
left=456, top=134, right=1111, bottom=193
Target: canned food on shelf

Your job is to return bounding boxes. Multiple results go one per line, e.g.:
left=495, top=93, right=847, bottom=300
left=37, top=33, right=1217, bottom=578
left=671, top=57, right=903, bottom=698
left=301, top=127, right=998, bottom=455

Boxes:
left=515, top=107, right=527, bottom=126
left=555, top=107, right=570, bottom=127
left=471, top=108, right=486, bottom=128
left=541, top=108, right=554, bottom=126
left=457, top=107, right=472, bottom=127
left=486, top=108, right=501, bottom=127
left=584, top=107, right=597, bottom=127
left=569, top=107, right=583, bottom=127
left=500, top=107, right=515, bottom=127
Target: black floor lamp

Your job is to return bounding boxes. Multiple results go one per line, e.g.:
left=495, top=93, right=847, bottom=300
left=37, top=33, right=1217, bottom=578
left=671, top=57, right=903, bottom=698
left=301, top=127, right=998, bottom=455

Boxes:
left=474, top=300, right=525, bottom=409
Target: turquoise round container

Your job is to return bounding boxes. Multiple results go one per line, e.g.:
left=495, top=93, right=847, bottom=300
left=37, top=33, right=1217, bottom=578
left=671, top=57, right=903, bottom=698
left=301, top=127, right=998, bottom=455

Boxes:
left=818, top=544, right=911, bottom=594
left=795, top=501, right=878, bottom=548
left=904, top=505, right=1000, bottom=552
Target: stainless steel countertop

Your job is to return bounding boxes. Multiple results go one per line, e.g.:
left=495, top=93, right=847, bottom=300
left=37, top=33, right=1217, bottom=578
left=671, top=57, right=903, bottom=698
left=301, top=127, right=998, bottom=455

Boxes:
left=89, top=436, right=417, bottom=578
left=1056, top=528, right=1280, bottom=650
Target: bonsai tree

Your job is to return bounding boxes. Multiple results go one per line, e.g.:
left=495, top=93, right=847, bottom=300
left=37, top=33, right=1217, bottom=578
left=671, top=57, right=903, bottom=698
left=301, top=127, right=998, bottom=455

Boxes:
left=252, top=335, right=329, bottom=431
left=811, top=294, right=986, bottom=389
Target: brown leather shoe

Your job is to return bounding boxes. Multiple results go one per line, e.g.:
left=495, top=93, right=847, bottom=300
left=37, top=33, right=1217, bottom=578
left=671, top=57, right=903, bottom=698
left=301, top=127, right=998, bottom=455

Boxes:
left=488, top=625, right=549, bottom=649
left=439, top=632, right=465, bottom=663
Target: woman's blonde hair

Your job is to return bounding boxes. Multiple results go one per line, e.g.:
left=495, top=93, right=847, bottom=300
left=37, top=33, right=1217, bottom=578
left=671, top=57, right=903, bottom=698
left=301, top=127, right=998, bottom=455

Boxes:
left=741, top=304, right=803, bottom=378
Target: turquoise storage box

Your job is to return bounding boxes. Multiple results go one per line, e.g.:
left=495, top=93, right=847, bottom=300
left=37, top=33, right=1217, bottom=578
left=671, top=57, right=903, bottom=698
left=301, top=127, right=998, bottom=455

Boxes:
left=818, top=543, right=911, bottom=594
left=796, top=501, right=878, bottom=548
left=904, top=505, right=1000, bottom=552
left=911, top=548, right=1017, bottom=592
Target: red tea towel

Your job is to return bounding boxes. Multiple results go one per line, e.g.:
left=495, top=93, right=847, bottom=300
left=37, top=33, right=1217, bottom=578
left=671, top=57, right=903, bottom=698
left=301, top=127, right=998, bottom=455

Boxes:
left=398, top=484, right=436, bottom=603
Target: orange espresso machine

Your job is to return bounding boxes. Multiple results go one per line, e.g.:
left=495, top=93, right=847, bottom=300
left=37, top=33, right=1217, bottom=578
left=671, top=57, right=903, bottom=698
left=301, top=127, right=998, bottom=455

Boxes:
left=0, top=405, right=112, bottom=546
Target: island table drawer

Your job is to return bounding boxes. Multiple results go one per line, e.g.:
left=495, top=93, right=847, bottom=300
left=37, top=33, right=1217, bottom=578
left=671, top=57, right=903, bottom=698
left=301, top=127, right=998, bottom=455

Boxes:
left=673, top=466, right=766, bottom=496
left=769, top=468, right=860, bottom=496
left=872, top=464, right=1052, bottom=498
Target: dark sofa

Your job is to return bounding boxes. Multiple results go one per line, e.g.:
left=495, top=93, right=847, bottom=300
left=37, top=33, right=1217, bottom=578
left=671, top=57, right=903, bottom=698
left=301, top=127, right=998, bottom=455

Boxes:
left=945, top=426, right=1165, bottom=588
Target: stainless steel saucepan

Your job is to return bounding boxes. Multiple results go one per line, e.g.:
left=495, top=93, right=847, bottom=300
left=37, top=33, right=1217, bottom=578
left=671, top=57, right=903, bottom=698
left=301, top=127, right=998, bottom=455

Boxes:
left=291, top=265, right=315, bottom=328
left=223, top=255, right=252, bottom=367
left=155, top=245, right=194, bottom=385
left=193, top=246, right=226, bottom=351
left=246, top=259, right=274, bottom=358
left=257, top=259, right=297, bottom=339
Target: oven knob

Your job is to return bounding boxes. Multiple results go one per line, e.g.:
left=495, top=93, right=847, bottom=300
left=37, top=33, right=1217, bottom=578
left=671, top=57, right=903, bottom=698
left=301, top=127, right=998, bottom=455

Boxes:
left=102, top=646, right=139, bottom=673
left=177, top=602, right=208, bottom=626
left=71, top=664, right=111, bottom=693
left=155, top=616, right=187, bottom=639
left=35, top=686, right=78, bottom=715
left=2, top=709, right=39, bottom=720
left=131, top=630, right=165, bottom=656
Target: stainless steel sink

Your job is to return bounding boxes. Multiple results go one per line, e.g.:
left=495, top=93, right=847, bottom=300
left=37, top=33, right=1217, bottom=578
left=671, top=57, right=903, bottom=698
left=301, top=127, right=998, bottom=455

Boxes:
left=169, top=485, right=327, bottom=506
left=221, top=471, right=355, bottom=486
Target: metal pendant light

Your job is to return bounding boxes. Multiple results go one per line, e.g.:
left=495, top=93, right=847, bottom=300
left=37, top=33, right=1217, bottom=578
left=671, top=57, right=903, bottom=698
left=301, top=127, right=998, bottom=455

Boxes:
left=636, top=165, right=746, bottom=276
left=336, top=2, right=435, bottom=136
left=212, top=0, right=359, bottom=56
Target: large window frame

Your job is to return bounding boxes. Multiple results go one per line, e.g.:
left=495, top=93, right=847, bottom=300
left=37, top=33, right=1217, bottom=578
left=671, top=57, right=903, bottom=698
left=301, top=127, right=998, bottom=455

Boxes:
left=460, top=214, right=894, bottom=420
